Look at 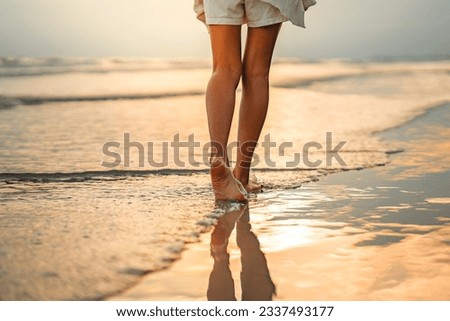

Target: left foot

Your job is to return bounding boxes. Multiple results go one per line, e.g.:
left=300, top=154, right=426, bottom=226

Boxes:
left=233, top=169, right=263, bottom=193
left=245, top=181, right=264, bottom=193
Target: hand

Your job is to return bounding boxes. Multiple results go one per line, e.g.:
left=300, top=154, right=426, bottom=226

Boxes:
left=197, top=12, right=206, bottom=23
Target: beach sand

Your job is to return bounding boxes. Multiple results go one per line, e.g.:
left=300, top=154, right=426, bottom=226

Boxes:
left=1, top=58, right=449, bottom=300
left=111, top=103, right=450, bottom=301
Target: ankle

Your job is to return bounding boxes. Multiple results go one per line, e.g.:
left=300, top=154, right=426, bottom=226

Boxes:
left=210, top=156, right=226, bottom=167
left=211, top=155, right=233, bottom=169
left=233, top=169, right=249, bottom=185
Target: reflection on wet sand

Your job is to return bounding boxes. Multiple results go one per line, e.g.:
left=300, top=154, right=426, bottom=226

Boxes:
left=208, top=205, right=276, bottom=301
left=110, top=104, right=450, bottom=301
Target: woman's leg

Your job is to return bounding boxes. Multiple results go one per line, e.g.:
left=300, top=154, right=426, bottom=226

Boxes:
left=206, top=25, right=247, bottom=201
left=234, top=23, right=282, bottom=192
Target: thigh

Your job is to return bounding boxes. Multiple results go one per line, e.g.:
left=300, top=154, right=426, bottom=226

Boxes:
left=242, top=23, right=282, bottom=75
left=209, top=25, right=242, bottom=73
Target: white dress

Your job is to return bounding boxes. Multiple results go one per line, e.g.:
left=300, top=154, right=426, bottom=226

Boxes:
left=193, top=0, right=316, bottom=28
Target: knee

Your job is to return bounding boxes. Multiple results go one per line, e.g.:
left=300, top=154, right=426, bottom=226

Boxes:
left=212, top=65, right=242, bottom=88
left=242, top=67, right=269, bottom=85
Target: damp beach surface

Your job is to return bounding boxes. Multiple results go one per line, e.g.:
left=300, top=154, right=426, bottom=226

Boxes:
left=112, top=103, right=450, bottom=301
left=0, top=57, right=449, bottom=300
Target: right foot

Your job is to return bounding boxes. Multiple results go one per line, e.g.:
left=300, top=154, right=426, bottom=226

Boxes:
left=210, top=157, right=247, bottom=202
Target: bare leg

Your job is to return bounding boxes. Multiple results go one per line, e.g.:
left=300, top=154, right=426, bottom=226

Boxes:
left=234, top=23, right=282, bottom=192
left=207, top=205, right=245, bottom=301
left=206, top=25, right=247, bottom=201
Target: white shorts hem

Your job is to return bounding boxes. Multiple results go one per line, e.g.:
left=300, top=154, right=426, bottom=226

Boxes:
left=206, top=17, right=244, bottom=25
left=248, top=16, right=288, bottom=28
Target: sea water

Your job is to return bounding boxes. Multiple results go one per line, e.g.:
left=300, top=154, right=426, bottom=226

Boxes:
left=0, top=57, right=449, bottom=299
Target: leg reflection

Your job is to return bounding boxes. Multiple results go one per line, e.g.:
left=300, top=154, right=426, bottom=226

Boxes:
left=207, top=204, right=244, bottom=301
left=207, top=204, right=276, bottom=301
left=238, top=207, right=276, bottom=301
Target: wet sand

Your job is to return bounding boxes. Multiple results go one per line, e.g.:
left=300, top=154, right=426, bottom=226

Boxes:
left=111, top=103, right=450, bottom=301
left=1, top=58, right=449, bottom=300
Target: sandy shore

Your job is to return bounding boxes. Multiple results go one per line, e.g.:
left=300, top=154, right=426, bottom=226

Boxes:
left=111, top=104, right=450, bottom=301
left=111, top=172, right=450, bottom=301
left=2, top=59, right=449, bottom=300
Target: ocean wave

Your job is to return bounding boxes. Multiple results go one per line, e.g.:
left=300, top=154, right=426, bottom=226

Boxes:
left=0, top=169, right=207, bottom=183
left=0, top=161, right=390, bottom=184
left=0, top=91, right=204, bottom=107
left=0, top=96, right=22, bottom=109
left=3, top=56, right=449, bottom=78
left=0, top=57, right=211, bottom=77
left=273, top=69, right=449, bottom=89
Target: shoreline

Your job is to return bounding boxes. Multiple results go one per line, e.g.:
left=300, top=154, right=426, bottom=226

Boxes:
left=1, top=59, right=449, bottom=300
left=110, top=103, right=450, bottom=301
left=110, top=170, right=450, bottom=301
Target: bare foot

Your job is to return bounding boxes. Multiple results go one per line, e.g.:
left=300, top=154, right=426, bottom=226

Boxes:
left=245, top=181, right=264, bottom=193
left=233, top=169, right=263, bottom=193
left=211, top=157, right=247, bottom=202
